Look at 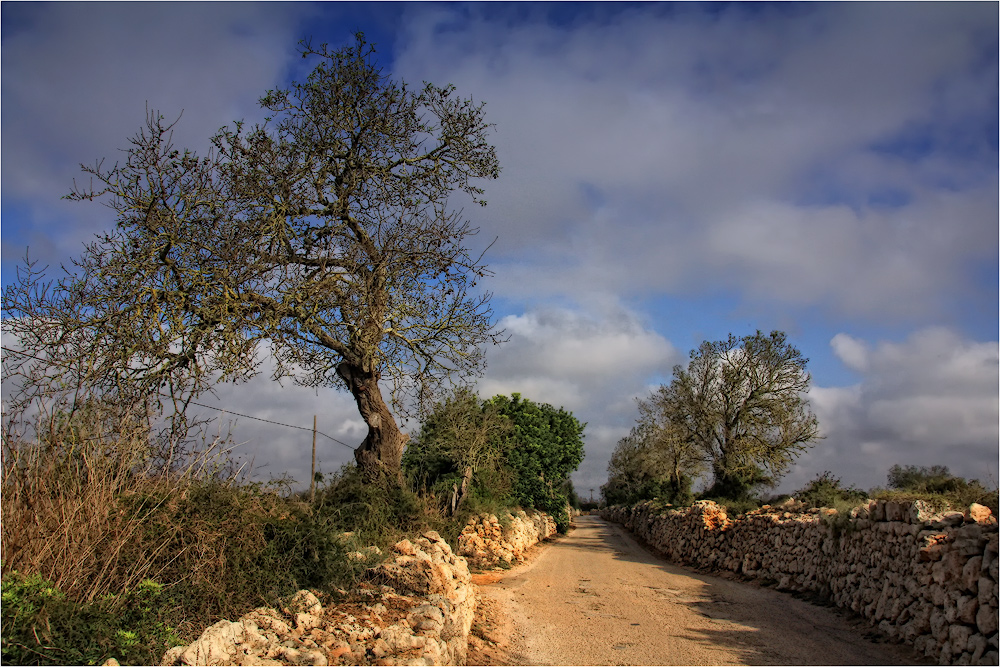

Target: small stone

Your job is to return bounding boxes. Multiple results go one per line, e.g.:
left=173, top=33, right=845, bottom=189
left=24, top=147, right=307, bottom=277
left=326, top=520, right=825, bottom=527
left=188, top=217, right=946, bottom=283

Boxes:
left=286, top=590, right=323, bottom=617
left=968, top=633, right=987, bottom=663
left=958, top=596, right=980, bottom=625
left=967, top=504, right=993, bottom=524
left=965, top=557, right=984, bottom=592
left=394, top=539, right=417, bottom=556
left=160, top=646, right=186, bottom=666
left=951, top=625, right=975, bottom=651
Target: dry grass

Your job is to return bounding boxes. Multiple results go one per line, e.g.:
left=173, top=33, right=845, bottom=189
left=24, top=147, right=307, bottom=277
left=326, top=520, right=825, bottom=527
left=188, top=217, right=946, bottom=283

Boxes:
left=1, top=399, right=235, bottom=607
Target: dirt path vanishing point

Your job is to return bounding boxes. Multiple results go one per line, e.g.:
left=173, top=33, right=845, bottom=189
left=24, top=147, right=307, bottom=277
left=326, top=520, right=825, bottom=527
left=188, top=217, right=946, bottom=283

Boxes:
left=468, top=514, right=931, bottom=666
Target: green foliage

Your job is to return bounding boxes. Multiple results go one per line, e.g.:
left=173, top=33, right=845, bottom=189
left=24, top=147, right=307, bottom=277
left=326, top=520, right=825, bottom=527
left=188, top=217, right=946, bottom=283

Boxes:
left=876, top=464, right=998, bottom=515
left=667, top=330, right=821, bottom=499
left=403, top=387, right=513, bottom=513
left=404, top=390, right=585, bottom=532
left=562, top=478, right=582, bottom=510
left=2, top=573, right=179, bottom=666
left=602, top=421, right=698, bottom=507
left=316, top=465, right=427, bottom=550
left=888, top=464, right=966, bottom=494
left=699, top=465, right=773, bottom=502
left=487, top=393, right=586, bottom=532
left=794, top=471, right=868, bottom=509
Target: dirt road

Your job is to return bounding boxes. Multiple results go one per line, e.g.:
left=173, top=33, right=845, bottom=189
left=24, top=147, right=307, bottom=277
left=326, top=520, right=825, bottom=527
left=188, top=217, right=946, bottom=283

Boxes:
left=470, top=514, right=928, bottom=666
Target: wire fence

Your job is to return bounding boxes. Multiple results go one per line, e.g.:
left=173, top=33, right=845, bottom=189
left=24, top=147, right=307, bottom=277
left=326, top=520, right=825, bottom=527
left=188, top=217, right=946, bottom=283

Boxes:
left=0, top=345, right=357, bottom=451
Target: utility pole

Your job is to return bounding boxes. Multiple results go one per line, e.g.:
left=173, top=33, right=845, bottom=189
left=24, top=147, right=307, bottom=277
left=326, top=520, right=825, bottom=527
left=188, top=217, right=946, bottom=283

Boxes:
left=310, top=415, right=317, bottom=502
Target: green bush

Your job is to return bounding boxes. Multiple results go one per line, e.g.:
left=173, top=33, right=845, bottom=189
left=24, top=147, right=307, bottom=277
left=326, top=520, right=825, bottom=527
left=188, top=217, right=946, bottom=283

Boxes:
left=794, top=471, right=868, bottom=510
left=876, top=464, right=998, bottom=515
left=2, top=572, right=179, bottom=666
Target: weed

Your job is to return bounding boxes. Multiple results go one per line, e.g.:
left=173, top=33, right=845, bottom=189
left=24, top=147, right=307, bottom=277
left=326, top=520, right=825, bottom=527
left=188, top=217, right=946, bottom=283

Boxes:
left=1, top=572, right=180, bottom=666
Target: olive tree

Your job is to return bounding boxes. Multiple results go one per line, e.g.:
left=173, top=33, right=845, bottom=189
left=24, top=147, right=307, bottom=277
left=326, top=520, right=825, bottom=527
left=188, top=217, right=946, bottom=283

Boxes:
left=668, top=330, right=821, bottom=499
left=3, top=35, right=502, bottom=484
left=602, top=392, right=705, bottom=507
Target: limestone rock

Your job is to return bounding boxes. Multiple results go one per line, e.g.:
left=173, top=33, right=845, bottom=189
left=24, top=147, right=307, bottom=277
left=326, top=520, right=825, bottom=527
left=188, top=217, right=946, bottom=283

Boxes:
left=967, top=504, right=993, bottom=525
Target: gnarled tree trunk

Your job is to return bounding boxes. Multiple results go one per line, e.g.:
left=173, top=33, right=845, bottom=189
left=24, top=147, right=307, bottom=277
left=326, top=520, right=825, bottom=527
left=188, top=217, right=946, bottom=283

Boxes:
left=336, top=361, right=408, bottom=485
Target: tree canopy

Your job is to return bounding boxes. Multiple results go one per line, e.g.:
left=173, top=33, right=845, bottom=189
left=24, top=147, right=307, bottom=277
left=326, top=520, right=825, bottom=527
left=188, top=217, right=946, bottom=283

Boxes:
left=405, top=391, right=586, bottom=531
left=402, top=387, right=511, bottom=514
left=611, top=330, right=821, bottom=503
left=673, top=330, right=820, bottom=498
left=3, top=35, right=502, bottom=484
left=602, top=392, right=704, bottom=506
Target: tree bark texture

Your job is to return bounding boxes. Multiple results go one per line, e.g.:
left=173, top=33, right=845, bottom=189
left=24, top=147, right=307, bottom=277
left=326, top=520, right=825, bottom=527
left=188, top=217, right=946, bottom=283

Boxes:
left=336, top=361, right=408, bottom=484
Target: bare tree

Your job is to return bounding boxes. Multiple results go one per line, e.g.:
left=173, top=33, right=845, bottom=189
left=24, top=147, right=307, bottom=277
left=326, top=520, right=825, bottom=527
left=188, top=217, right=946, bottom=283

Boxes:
left=668, top=330, right=821, bottom=498
left=4, top=34, right=502, bottom=484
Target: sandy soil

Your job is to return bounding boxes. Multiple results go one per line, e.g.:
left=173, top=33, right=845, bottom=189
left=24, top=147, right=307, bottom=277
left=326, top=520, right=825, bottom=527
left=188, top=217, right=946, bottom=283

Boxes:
left=466, top=514, right=931, bottom=666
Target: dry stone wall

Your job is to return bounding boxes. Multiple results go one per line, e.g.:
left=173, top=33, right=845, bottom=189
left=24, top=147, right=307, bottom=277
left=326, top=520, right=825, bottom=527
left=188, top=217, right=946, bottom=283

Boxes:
left=159, top=509, right=561, bottom=667
left=161, top=531, right=473, bottom=667
left=602, top=499, right=999, bottom=666
left=457, top=509, right=557, bottom=569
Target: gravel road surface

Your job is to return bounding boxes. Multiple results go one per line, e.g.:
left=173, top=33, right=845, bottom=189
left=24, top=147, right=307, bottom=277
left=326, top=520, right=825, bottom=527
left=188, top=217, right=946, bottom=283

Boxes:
left=471, top=514, right=928, bottom=666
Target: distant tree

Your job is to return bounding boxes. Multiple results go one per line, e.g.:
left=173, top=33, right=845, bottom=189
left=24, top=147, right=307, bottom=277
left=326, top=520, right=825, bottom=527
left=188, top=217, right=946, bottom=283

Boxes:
left=887, top=464, right=966, bottom=494
left=3, top=34, right=502, bottom=485
left=668, top=330, right=821, bottom=500
left=488, top=393, right=585, bottom=531
left=602, top=424, right=676, bottom=506
left=602, top=389, right=705, bottom=506
left=878, top=464, right=998, bottom=515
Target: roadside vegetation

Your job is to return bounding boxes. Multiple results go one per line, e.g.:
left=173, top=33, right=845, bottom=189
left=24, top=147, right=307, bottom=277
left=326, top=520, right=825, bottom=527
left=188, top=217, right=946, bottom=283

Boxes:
left=600, top=331, right=997, bottom=519
left=1, top=34, right=586, bottom=667
left=1, top=387, right=586, bottom=665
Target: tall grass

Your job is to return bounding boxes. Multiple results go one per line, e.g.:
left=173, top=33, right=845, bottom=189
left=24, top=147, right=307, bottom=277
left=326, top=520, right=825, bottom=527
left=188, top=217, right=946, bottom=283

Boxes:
left=2, top=399, right=206, bottom=605
left=0, top=399, right=382, bottom=665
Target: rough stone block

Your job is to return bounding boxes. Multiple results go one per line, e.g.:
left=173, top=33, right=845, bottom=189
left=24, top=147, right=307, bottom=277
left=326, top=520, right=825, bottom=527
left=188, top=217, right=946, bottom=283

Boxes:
left=977, top=604, right=999, bottom=636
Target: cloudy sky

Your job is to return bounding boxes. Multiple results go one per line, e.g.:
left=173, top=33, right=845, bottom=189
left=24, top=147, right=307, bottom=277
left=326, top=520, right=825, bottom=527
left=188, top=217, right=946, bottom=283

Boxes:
left=3, top=2, right=997, bottom=498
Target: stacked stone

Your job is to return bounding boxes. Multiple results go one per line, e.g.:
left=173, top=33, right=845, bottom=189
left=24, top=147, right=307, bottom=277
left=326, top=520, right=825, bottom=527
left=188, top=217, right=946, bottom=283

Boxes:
left=161, top=531, right=475, bottom=666
left=602, top=500, right=999, bottom=666
left=457, top=510, right=557, bottom=569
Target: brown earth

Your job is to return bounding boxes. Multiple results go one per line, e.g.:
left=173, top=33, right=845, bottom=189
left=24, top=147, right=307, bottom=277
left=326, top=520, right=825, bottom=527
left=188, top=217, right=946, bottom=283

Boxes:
left=467, top=514, right=932, bottom=666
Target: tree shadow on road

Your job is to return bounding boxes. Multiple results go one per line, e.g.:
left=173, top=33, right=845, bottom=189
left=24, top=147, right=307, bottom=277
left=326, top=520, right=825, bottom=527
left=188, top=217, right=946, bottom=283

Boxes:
left=572, top=516, right=930, bottom=666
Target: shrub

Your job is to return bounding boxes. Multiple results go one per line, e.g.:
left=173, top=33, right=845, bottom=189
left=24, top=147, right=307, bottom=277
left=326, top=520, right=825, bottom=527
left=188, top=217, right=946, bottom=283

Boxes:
left=2, top=572, right=179, bottom=666
left=794, top=471, right=868, bottom=510
left=877, top=464, right=998, bottom=515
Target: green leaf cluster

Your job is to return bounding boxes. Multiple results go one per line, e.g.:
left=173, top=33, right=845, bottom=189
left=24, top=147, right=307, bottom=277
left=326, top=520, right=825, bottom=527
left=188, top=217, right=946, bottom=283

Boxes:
left=874, top=464, right=998, bottom=515
left=1, top=573, right=179, bottom=666
left=404, top=391, right=586, bottom=532
left=488, top=393, right=585, bottom=531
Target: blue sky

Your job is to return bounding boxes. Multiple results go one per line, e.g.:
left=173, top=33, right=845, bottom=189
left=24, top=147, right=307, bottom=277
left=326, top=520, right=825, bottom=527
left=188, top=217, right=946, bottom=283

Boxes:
left=2, top=2, right=997, bottom=497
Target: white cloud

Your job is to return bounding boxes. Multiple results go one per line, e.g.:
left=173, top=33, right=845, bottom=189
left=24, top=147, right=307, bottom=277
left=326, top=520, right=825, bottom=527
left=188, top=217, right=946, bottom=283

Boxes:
left=1, top=3, right=310, bottom=270
left=787, top=328, right=998, bottom=492
left=476, top=303, right=680, bottom=492
left=392, top=3, right=997, bottom=319
left=830, top=333, right=870, bottom=373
